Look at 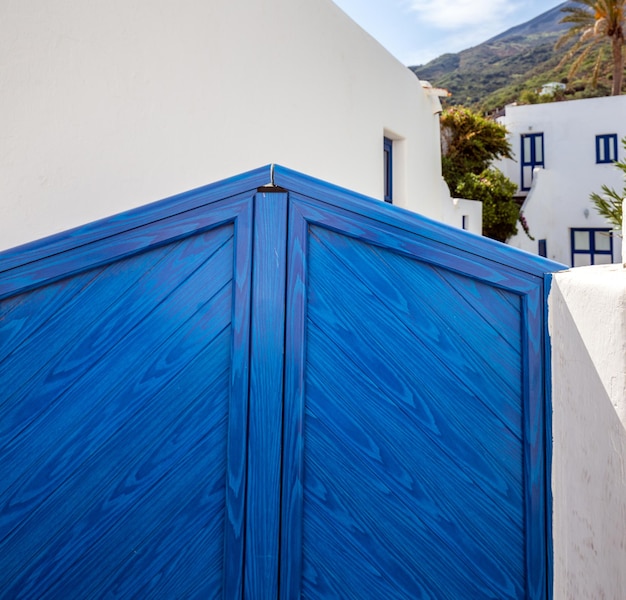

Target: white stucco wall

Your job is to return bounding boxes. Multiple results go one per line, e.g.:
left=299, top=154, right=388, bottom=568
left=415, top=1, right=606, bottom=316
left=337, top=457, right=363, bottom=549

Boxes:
left=0, top=0, right=445, bottom=252
left=441, top=197, right=483, bottom=236
left=430, top=177, right=482, bottom=236
left=549, top=265, right=626, bottom=598
left=497, top=96, right=626, bottom=265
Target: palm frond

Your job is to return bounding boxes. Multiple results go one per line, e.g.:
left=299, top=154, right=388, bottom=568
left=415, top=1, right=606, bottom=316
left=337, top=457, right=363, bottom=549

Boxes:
left=555, top=28, right=580, bottom=49
left=590, top=136, right=626, bottom=229
left=569, top=45, right=594, bottom=76
left=591, top=47, right=605, bottom=86
left=556, top=0, right=626, bottom=94
left=560, top=7, right=598, bottom=24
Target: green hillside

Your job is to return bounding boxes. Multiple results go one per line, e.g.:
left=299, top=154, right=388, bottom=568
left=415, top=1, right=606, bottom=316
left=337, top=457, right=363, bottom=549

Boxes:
left=410, top=1, right=618, bottom=114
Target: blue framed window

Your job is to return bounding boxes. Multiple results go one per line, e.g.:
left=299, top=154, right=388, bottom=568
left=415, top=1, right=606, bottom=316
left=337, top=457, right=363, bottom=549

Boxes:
left=571, top=228, right=613, bottom=267
left=520, top=133, right=544, bottom=191
left=383, top=137, right=393, bottom=204
left=596, top=134, right=618, bottom=163
left=538, top=239, right=547, bottom=258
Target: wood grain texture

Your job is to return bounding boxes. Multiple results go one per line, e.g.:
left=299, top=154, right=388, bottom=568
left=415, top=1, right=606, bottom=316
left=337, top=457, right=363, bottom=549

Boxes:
left=280, top=201, right=310, bottom=600
left=0, top=167, right=556, bottom=600
left=307, top=225, right=524, bottom=431
left=0, top=204, right=253, bottom=598
left=244, top=192, right=288, bottom=599
left=223, top=194, right=255, bottom=600
left=0, top=229, right=231, bottom=448
left=523, top=287, right=549, bottom=599
left=280, top=192, right=553, bottom=599
left=300, top=227, right=525, bottom=599
left=0, top=228, right=232, bottom=466
left=0, top=267, right=106, bottom=363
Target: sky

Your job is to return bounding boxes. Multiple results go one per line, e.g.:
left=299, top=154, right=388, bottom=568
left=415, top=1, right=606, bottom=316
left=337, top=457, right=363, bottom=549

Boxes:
left=332, top=0, right=566, bottom=66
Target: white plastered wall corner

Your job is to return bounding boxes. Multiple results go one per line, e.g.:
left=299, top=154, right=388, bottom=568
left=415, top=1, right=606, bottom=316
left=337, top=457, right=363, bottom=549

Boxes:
left=549, top=264, right=626, bottom=598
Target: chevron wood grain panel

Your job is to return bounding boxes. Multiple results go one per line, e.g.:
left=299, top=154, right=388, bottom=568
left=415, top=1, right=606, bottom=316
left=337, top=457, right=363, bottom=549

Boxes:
left=307, top=225, right=524, bottom=436
left=0, top=228, right=232, bottom=449
left=280, top=186, right=557, bottom=600
left=0, top=217, right=250, bottom=598
left=299, top=227, right=525, bottom=599
left=0, top=268, right=106, bottom=363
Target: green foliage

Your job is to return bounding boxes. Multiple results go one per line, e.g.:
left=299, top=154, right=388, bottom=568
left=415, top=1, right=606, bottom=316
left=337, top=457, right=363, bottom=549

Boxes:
left=454, top=169, right=520, bottom=241
left=556, top=0, right=626, bottom=96
left=590, top=137, right=626, bottom=229
left=519, top=85, right=566, bottom=105
left=519, top=89, right=541, bottom=104
left=440, top=107, right=520, bottom=242
left=440, top=106, right=512, bottom=187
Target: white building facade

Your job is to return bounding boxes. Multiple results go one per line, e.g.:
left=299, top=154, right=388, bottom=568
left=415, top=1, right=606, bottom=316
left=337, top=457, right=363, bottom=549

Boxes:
left=496, top=96, right=626, bottom=266
left=0, top=0, right=480, bottom=252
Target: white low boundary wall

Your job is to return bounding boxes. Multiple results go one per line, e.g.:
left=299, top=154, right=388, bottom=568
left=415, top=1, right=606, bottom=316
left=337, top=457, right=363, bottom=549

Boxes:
left=549, top=264, right=626, bottom=598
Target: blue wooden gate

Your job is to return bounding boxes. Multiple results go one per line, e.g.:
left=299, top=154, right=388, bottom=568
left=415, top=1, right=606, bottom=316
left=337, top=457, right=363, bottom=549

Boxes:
left=0, top=166, right=558, bottom=599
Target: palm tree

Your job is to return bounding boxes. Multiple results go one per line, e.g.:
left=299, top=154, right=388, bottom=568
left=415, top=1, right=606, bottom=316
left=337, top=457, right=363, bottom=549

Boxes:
left=556, top=0, right=626, bottom=95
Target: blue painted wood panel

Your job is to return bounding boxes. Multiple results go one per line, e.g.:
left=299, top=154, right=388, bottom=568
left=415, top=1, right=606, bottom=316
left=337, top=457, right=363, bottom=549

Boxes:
left=0, top=185, right=256, bottom=598
left=244, top=191, right=288, bottom=599
left=281, top=184, right=561, bottom=600
left=304, top=229, right=524, bottom=598
left=0, top=165, right=560, bottom=599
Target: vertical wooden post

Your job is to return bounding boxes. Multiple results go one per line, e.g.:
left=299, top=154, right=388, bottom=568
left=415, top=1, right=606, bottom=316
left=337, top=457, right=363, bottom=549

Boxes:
left=244, top=189, right=288, bottom=599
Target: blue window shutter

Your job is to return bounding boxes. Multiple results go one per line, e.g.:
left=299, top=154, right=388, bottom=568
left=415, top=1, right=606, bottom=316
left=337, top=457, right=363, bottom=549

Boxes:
left=383, top=137, right=393, bottom=203
left=521, top=133, right=544, bottom=191
left=596, top=134, right=618, bottom=163
left=571, top=227, right=613, bottom=266
left=538, top=239, right=547, bottom=257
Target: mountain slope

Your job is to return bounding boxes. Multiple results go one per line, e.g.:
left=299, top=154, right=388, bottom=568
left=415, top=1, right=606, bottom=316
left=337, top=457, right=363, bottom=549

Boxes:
left=410, top=1, right=614, bottom=113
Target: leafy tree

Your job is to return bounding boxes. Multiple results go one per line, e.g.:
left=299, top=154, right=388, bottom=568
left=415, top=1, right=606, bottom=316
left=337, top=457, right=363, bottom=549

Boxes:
left=590, top=136, right=626, bottom=229
left=556, top=0, right=626, bottom=95
left=440, top=106, right=521, bottom=242
left=455, top=169, right=521, bottom=242
left=440, top=106, right=512, bottom=185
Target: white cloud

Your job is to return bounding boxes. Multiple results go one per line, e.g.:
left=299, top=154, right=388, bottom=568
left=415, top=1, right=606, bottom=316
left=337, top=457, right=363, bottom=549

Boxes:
left=404, top=0, right=519, bottom=31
